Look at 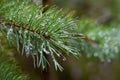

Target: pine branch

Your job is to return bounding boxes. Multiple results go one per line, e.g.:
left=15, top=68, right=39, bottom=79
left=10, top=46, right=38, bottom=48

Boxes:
left=76, top=19, right=120, bottom=62
left=0, top=0, right=83, bottom=71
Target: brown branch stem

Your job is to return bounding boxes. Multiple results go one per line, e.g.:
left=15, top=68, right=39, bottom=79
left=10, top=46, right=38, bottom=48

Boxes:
left=0, top=20, right=52, bottom=40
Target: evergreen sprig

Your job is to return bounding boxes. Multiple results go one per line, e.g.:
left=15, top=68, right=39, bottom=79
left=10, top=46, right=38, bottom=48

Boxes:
left=0, top=0, right=83, bottom=71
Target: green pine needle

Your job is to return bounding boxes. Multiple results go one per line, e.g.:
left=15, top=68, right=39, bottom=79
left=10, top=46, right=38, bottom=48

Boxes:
left=0, top=50, right=30, bottom=80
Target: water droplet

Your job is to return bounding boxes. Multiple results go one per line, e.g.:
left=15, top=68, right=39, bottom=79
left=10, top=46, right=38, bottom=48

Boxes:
left=8, top=28, right=13, bottom=33
left=57, top=18, right=61, bottom=22
left=7, top=28, right=13, bottom=39
left=19, top=30, right=22, bottom=34
left=24, top=30, right=28, bottom=34
left=63, top=58, right=66, bottom=61
left=43, top=65, right=45, bottom=69
left=57, top=54, right=60, bottom=57
left=62, top=23, right=64, bottom=25
left=43, top=48, right=50, bottom=54
left=41, top=22, right=47, bottom=26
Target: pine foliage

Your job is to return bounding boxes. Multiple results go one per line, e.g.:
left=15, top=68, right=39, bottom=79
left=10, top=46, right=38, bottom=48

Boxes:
left=0, top=49, right=30, bottom=80
left=0, top=0, right=83, bottom=71
left=75, top=20, right=120, bottom=62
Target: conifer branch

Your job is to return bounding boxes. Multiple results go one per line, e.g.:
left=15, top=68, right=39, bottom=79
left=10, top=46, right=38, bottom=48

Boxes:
left=0, top=0, right=83, bottom=71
